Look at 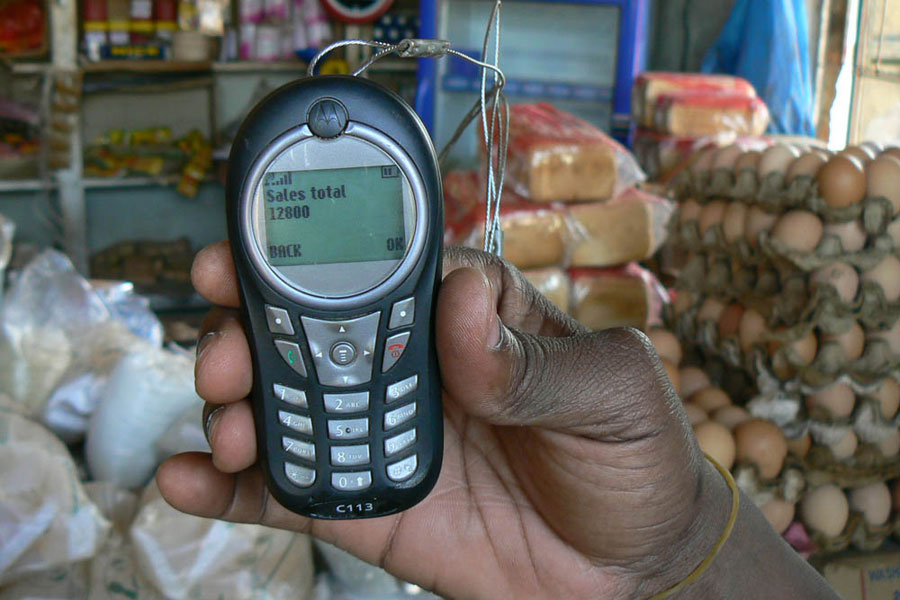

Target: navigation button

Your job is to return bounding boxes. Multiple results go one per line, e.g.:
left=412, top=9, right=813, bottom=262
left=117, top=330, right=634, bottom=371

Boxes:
left=330, top=342, right=357, bottom=366
left=279, top=410, right=312, bottom=435
left=386, top=375, right=418, bottom=403
left=302, top=313, right=380, bottom=387
left=323, top=391, right=369, bottom=414
left=389, top=297, right=415, bottom=329
left=265, top=306, right=294, bottom=335
left=285, top=462, right=316, bottom=488
left=387, top=454, right=417, bottom=482
left=274, top=340, right=307, bottom=377
left=382, top=332, right=410, bottom=373
left=332, top=471, right=372, bottom=491
left=273, top=384, right=307, bottom=407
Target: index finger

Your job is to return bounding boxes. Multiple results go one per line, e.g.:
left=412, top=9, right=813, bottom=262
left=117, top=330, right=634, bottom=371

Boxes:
left=192, top=241, right=241, bottom=308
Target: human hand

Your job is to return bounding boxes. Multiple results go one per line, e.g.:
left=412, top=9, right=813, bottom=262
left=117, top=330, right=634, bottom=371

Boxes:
left=157, top=244, right=733, bottom=599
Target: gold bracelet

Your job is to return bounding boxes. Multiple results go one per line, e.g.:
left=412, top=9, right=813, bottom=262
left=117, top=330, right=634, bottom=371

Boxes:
left=648, top=453, right=740, bottom=600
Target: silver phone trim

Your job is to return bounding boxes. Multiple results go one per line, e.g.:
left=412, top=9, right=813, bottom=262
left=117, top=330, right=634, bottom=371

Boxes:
left=240, top=122, right=429, bottom=311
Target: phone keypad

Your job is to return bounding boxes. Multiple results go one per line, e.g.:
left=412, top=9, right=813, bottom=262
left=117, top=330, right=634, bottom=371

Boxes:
left=328, top=417, right=369, bottom=440
left=265, top=305, right=295, bottom=335
left=302, top=313, right=380, bottom=387
left=386, top=375, right=417, bottom=403
left=274, top=384, right=307, bottom=407
left=389, top=297, right=415, bottom=329
left=382, top=332, right=410, bottom=373
left=274, top=340, right=307, bottom=377
left=384, top=402, right=416, bottom=430
left=332, top=471, right=373, bottom=491
left=387, top=454, right=417, bottom=482
left=279, top=410, right=313, bottom=435
left=283, top=436, right=316, bottom=461
left=323, top=391, right=369, bottom=414
left=330, top=444, right=370, bottom=466
left=285, top=462, right=316, bottom=487
left=385, top=428, right=416, bottom=456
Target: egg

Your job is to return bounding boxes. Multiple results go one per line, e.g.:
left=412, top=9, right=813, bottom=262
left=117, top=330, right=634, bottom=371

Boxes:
left=772, top=210, right=824, bottom=252
left=673, top=289, right=696, bottom=316
left=869, top=319, right=900, bottom=355
left=787, top=432, right=812, bottom=458
left=698, top=297, right=726, bottom=324
left=849, top=482, right=892, bottom=526
left=786, top=152, right=827, bottom=184
left=805, top=382, right=856, bottom=418
left=722, top=202, right=748, bottom=243
left=893, top=479, right=900, bottom=511
left=817, top=154, right=867, bottom=208
left=875, top=379, right=900, bottom=420
left=759, top=144, right=801, bottom=177
left=733, top=150, right=762, bottom=174
left=679, top=199, right=702, bottom=225
left=734, top=419, right=788, bottom=479
left=830, top=430, right=858, bottom=460
left=770, top=329, right=818, bottom=367
left=738, top=308, right=768, bottom=352
left=712, top=144, right=744, bottom=170
left=662, top=360, right=681, bottom=396
left=680, top=366, right=712, bottom=400
left=823, top=220, right=867, bottom=253
left=718, top=303, right=744, bottom=339
left=694, top=421, right=736, bottom=469
left=802, top=484, right=849, bottom=538
left=861, top=255, right=900, bottom=302
left=810, top=261, right=860, bottom=303
left=880, top=430, right=900, bottom=458
left=744, top=206, right=778, bottom=248
left=882, top=147, right=900, bottom=161
left=888, top=217, right=900, bottom=246
left=841, top=145, right=877, bottom=164
left=699, top=200, right=727, bottom=236
left=684, top=403, right=708, bottom=426
left=689, top=147, right=717, bottom=177
left=692, top=387, right=732, bottom=412
left=762, top=498, right=796, bottom=534
left=860, top=141, right=884, bottom=154
left=822, top=321, right=866, bottom=361
left=866, top=155, right=900, bottom=215
left=648, top=328, right=682, bottom=365
left=712, top=405, right=751, bottom=429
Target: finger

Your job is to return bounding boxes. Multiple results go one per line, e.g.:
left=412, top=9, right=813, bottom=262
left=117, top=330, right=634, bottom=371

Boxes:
left=192, top=241, right=241, bottom=308
left=196, top=307, right=252, bottom=403
left=203, top=400, right=257, bottom=473
left=442, top=246, right=584, bottom=337
left=437, top=266, right=679, bottom=439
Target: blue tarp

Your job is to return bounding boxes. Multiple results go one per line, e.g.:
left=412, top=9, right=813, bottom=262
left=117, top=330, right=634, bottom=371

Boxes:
left=701, top=0, right=815, bottom=136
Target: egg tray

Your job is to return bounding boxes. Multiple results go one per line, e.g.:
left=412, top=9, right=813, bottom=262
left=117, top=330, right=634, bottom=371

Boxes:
left=808, top=513, right=891, bottom=554
left=761, top=231, right=897, bottom=274
left=734, top=460, right=806, bottom=506
left=802, top=445, right=900, bottom=490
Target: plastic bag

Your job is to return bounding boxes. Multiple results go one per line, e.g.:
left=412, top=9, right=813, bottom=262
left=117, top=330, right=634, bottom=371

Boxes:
left=0, top=405, right=111, bottom=587
left=91, top=280, right=163, bottom=348
left=701, top=0, right=814, bottom=136
left=631, top=72, right=757, bottom=130
left=522, top=267, right=570, bottom=314
left=653, top=91, right=769, bottom=137
left=0, top=213, right=13, bottom=302
left=569, top=264, right=670, bottom=331
left=85, top=345, right=203, bottom=488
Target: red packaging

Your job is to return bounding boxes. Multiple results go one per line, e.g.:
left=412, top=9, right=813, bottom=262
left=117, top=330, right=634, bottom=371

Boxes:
left=653, top=91, right=770, bottom=137
left=632, top=72, right=757, bottom=129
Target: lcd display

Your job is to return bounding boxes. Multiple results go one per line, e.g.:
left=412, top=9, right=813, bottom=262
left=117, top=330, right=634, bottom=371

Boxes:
left=261, top=164, right=407, bottom=267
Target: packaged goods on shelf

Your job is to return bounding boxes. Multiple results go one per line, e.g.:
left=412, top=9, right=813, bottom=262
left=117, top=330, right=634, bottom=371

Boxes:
left=91, top=237, right=194, bottom=288
left=488, top=103, right=644, bottom=203
left=632, top=72, right=757, bottom=130
left=522, top=267, right=569, bottom=314
left=570, top=264, right=668, bottom=331
left=653, top=92, right=770, bottom=138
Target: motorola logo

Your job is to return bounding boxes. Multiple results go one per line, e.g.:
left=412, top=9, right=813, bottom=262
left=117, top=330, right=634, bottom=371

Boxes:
left=308, top=98, right=349, bottom=138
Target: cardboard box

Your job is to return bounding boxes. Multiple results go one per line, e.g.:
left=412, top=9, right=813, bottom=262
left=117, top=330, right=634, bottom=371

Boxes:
left=819, top=551, right=900, bottom=599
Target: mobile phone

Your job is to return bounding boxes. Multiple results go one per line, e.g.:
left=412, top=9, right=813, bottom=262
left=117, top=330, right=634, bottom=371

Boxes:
left=226, top=75, right=443, bottom=519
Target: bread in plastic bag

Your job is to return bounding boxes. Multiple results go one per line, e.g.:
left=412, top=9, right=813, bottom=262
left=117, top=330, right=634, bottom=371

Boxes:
left=569, top=264, right=669, bottom=331
left=0, top=213, right=13, bottom=301
left=0, top=402, right=111, bottom=587
left=522, top=267, right=570, bottom=314
left=653, top=91, right=770, bottom=137
left=493, top=103, right=644, bottom=203
left=632, top=72, right=757, bottom=129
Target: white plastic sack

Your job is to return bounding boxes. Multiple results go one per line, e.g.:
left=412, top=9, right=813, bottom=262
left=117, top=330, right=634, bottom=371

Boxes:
left=0, top=213, right=13, bottom=301
left=130, top=484, right=315, bottom=600
left=0, top=406, right=111, bottom=587
left=85, top=346, right=203, bottom=489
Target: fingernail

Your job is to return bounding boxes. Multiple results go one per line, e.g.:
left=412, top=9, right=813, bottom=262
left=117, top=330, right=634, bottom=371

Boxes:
left=196, top=331, right=218, bottom=358
left=204, top=404, right=226, bottom=444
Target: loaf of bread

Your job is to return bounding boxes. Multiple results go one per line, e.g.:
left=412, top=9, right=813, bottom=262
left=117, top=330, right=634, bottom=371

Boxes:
left=632, top=72, right=757, bottom=129
left=522, top=267, right=570, bottom=314
left=568, top=187, right=674, bottom=267
left=497, top=103, right=641, bottom=203
left=570, top=264, right=668, bottom=331
left=654, top=92, right=769, bottom=137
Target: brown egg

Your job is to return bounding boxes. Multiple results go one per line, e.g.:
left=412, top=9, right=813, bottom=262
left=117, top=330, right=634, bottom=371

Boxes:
left=806, top=382, right=856, bottom=418
left=762, top=498, right=796, bottom=534
left=722, top=202, right=748, bottom=243
left=718, top=303, right=744, bottom=339
left=875, top=379, right=900, bottom=420
left=744, top=206, right=778, bottom=248
left=880, top=430, right=900, bottom=458
left=810, top=261, right=860, bottom=303
left=888, top=218, right=900, bottom=246
left=866, top=155, right=900, bottom=215
left=680, top=366, right=712, bottom=400
left=817, top=154, right=867, bottom=208
left=770, top=329, right=818, bottom=367
left=684, top=403, right=708, bottom=426
left=692, top=388, right=732, bottom=412
left=849, top=482, right=892, bottom=526
left=802, top=484, right=849, bottom=537
left=662, top=360, right=681, bottom=396
left=690, top=147, right=717, bottom=177
left=699, top=200, right=728, bottom=236
left=759, top=144, right=801, bottom=177
left=649, top=328, right=682, bottom=365
left=734, top=419, right=788, bottom=479
left=712, top=405, right=752, bottom=429
left=869, top=319, right=900, bottom=355
left=694, top=421, right=736, bottom=469
left=738, top=308, right=768, bottom=352
left=787, top=432, right=812, bottom=458
left=823, top=220, right=867, bottom=253
left=830, top=430, right=858, bottom=460
left=673, top=289, right=696, bottom=316
left=712, top=144, right=744, bottom=170
left=733, top=150, right=762, bottom=174
left=772, top=210, right=824, bottom=252
left=822, top=321, right=866, bottom=361
left=698, top=297, right=726, bottom=324
left=861, top=255, right=900, bottom=302
left=841, top=145, right=877, bottom=164
left=786, top=152, right=827, bottom=184
left=861, top=141, right=884, bottom=154
left=679, top=199, right=702, bottom=225
left=883, top=147, right=900, bottom=161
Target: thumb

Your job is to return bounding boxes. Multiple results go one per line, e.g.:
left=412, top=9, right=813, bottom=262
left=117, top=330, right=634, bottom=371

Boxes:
left=436, top=267, right=681, bottom=440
